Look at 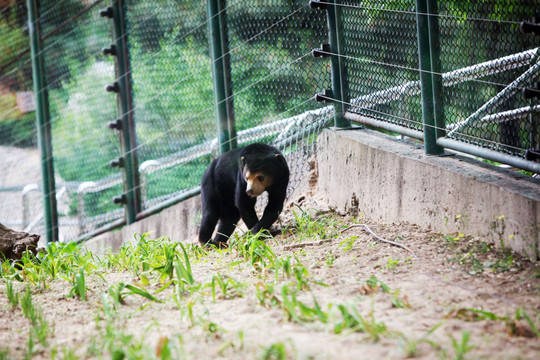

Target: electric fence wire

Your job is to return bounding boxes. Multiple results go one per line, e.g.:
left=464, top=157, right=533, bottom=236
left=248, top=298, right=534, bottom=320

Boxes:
left=16, top=1, right=318, bottom=189
left=324, top=96, right=530, bottom=155
left=32, top=47, right=315, bottom=203
left=11, top=57, right=535, bottom=233
left=8, top=2, right=326, bottom=237
left=312, top=48, right=533, bottom=90
left=2, top=0, right=103, bottom=86
left=3, top=2, right=538, bottom=238
left=316, top=0, right=526, bottom=26
left=6, top=0, right=306, bottom=152
left=4, top=1, right=533, bottom=148
left=38, top=91, right=320, bottom=237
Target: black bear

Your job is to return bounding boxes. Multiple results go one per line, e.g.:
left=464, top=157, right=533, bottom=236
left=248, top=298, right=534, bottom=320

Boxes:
left=199, top=143, right=289, bottom=247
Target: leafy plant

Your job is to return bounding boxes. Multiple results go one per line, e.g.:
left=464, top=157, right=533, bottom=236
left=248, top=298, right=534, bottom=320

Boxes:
left=339, top=236, right=357, bottom=252
left=20, top=287, right=38, bottom=325
left=229, top=233, right=276, bottom=269
left=30, top=312, right=51, bottom=348
left=19, top=287, right=51, bottom=350
left=385, top=258, right=400, bottom=271
left=68, top=268, right=87, bottom=301
left=5, top=280, right=19, bottom=308
left=207, top=273, right=245, bottom=302
left=292, top=261, right=310, bottom=291
left=333, top=303, right=366, bottom=335
left=255, top=282, right=279, bottom=307
left=174, top=254, right=195, bottom=294
left=450, top=331, right=475, bottom=360
left=507, top=308, right=540, bottom=338
left=325, top=252, right=336, bottom=267
left=390, top=290, right=411, bottom=309
left=259, top=341, right=289, bottom=360
left=332, top=303, right=387, bottom=341
left=0, top=348, right=9, bottom=360
left=365, top=275, right=391, bottom=293
left=107, top=282, right=162, bottom=306
left=445, top=308, right=504, bottom=322
left=156, top=241, right=180, bottom=283
left=280, top=285, right=327, bottom=324
left=396, top=323, right=442, bottom=357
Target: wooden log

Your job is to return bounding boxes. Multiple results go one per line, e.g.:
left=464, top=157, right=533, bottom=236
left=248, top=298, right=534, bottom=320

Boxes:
left=0, top=223, right=40, bottom=261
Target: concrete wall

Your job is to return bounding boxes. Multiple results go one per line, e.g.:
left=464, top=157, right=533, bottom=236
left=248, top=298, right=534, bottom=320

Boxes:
left=317, top=129, right=539, bottom=260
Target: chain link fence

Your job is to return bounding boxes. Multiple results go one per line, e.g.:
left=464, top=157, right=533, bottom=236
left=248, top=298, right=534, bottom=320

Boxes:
left=0, top=0, right=538, bottom=244
left=437, top=1, right=539, bottom=158
left=342, top=0, right=422, bottom=131
left=338, top=0, right=539, bottom=164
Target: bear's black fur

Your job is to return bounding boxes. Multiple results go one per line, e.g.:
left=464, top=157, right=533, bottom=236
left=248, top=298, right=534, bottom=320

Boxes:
left=199, top=143, right=289, bottom=246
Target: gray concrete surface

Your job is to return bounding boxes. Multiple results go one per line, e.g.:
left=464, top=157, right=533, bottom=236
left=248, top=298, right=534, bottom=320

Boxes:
left=317, top=128, right=539, bottom=260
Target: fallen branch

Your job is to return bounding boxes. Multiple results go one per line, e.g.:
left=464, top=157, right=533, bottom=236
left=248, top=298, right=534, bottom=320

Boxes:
left=283, top=239, right=333, bottom=250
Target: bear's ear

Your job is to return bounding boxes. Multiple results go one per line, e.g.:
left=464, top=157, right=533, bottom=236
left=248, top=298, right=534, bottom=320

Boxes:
left=275, top=154, right=286, bottom=164
left=240, top=156, right=246, bottom=167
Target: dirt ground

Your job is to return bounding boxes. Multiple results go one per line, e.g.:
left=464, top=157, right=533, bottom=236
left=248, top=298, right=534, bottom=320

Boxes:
left=1, top=193, right=540, bottom=359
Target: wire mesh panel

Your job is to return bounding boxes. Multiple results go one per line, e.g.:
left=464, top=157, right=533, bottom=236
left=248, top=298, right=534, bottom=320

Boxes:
left=227, top=0, right=329, bottom=131
left=341, top=0, right=422, bottom=131
left=0, top=2, right=42, bottom=235
left=439, top=1, right=539, bottom=158
left=125, top=0, right=215, bottom=209
left=39, top=0, right=121, bottom=240
left=226, top=0, right=332, bottom=197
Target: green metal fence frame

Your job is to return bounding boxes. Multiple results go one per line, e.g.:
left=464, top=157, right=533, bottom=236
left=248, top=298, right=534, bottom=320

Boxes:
left=25, top=0, right=540, bottom=243
left=102, top=0, right=142, bottom=225
left=208, top=0, right=237, bottom=153
left=27, top=0, right=59, bottom=244
left=416, top=0, right=445, bottom=155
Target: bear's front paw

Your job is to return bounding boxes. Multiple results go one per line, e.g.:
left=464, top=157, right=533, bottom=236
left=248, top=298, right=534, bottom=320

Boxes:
left=207, top=240, right=229, bottom=250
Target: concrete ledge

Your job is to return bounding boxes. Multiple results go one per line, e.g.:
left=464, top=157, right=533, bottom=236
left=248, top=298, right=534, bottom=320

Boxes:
left=317, top=128, right=539, bottom=260
left=84, top=196, right=201, bottom=254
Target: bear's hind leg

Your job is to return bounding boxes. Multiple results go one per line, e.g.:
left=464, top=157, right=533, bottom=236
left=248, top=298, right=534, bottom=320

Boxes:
left=199, top=209, right=219, bottom=246
left=213, top=211, right=240, bottom=245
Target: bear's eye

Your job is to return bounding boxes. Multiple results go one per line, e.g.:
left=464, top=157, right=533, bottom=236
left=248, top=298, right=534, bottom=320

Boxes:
left=257, top=175, right=265, bottom=182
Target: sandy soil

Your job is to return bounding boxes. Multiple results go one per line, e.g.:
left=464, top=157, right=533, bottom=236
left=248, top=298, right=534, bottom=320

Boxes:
left=1, top=149, right=539, bottom=359
left=1, top=199, right=539, bottom=359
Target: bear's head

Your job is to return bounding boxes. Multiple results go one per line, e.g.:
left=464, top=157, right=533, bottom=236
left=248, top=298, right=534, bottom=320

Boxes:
left=240, top=153, right=286, bottom=197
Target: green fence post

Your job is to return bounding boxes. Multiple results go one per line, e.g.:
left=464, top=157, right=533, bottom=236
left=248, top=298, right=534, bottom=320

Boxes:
left=416, top=0, right=444, bottom=155
left=311, top=0, right=351, bottom=128
left=101, top=0, right=141, bottom=223
left=27, top=0, right=59, bottom=243
left=427, top=0, right=446, bottom=142
left=208, top=0, right=236, bottom=153
left=327, top=0, right=350, bottom=128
